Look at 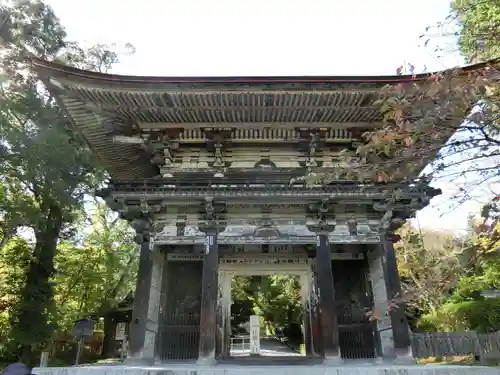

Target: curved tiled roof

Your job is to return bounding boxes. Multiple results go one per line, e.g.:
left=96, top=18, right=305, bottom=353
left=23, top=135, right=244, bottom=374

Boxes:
left=31, top=58, right=489, bottom=181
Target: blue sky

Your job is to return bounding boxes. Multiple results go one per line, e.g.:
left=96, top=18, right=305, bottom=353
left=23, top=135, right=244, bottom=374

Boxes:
left=44, top=0, right=489, bottom=233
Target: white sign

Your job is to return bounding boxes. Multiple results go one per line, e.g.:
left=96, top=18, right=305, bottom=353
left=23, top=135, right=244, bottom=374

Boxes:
left=331, top=253, right=364, bottom=260
left=168, top=254, right=204, bottom=261
left=249, top=315, right=260, bottom=355
left=220, top=257, right=310, bottom=265
left=115, top=322, right=127, bottom=341
left=167, top=254, right=363, bottom=262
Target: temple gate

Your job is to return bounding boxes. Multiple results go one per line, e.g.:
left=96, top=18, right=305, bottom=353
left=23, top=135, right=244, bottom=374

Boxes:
left=32, top=59, right=451, bottom=365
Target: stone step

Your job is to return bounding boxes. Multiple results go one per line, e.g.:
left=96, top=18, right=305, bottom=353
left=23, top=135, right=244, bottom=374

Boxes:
left=33, top=365, right=500, bottom=375
left=218, top=356, right=323, bottom=366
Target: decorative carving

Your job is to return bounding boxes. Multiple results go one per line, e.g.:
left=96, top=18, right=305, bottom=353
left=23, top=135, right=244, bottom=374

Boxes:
left=205, top=129, right=231, bottom=169
left=213, top=142, right=225, bottom=168
left=204, top=197, right=216, bottom=225
left=142, top=130, right=180, bottom=170
left=101, top=183, right=436, bottom=247
left=306, top=198, right=335, bottom=233
left=107, top=181, right=430, bottom=199
left=176, top=215, right=187, bottom=236
left=297, top=129, right=325, bottom=168
left=380, top=209, right=393, bottom=230
left=347, top=219, right=358, bottom=236
left=130, top=216, right=152, bottom=244
left=376, top=207, right=406, bottom=232
left=198, top=197, right=227, bottom=234
left=140, top=198, right=149, bottom=214
left=306, top=131, right=321, bottom=167
left=154, top=234, right=381, bottom=245
left=160, top=132, right=180, bottom=167
left=371, top=183, right=440, bottom=233
left=253, top=225, right=281, bottom=238
left=254, top=159, right=277, bottom=169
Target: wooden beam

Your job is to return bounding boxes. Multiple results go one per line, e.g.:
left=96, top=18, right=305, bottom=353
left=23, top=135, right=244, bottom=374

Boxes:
left=139, top=122, right=380, bottom=130
left=172, top=138, right=355, bottom=144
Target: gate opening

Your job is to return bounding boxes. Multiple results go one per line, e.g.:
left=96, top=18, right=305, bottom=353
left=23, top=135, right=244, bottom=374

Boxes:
left=229, top=275, right=304, bottom=357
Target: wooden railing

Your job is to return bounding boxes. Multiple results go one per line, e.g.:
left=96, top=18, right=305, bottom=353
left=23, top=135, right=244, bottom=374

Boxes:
left=229, top=335, right=251, bottom=353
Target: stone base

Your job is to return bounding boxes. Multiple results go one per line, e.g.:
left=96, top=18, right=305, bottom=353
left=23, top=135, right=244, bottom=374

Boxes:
left=33, top=364, right=500, bottom=375
left=123, top=358, right=153, bottom=366
left=394, top=355, right=416, bottom=365
left=373, top=355, right=416, bottom=365
left=196, top=357, right=218, bottom=366
left=323, top=356, right=343, bottom=366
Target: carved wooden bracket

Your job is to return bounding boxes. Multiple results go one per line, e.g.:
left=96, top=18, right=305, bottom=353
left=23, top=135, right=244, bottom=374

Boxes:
left=298, top=129, right=326, bottom=168
left=198, top=197, right=227, bottom=234
left=306, top=198, right=336, bottom=233
left=130, top=217, right=153, bottom=244
left=160, top=132, right=180, bottom=167
left=143, top=129, right=181, bottom=168
left=176, top=215, right=187, bottom=236
left=347, top=219, right=358, bottom=236
left=204, top=129, right=232, bottom=169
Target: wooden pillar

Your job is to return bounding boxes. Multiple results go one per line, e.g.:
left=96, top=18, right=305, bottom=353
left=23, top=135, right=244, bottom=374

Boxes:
left=301, top=272, right=316, bottom=356
left=380, top=234, right=413, bottom=362
left=367, top=244, right=393, bottom=360
left=128, top=235, right=164, bottom=364
left=220, top=271, right=232, bottom=358
left=315, top=233, right=342, bottom=364
left=310, top=271, right=322, bottom=356
left=197, top=231, right=220, bottom=365
left=128, top=240, right=151, bottom=361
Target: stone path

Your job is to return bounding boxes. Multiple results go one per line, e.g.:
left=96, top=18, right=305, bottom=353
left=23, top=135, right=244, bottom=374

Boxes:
left=230, top=337, right=301, bottom=357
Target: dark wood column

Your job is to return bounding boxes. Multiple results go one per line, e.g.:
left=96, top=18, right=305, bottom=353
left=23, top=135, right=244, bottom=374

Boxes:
left=128, top=232, right=153, bottom=363
left=303, top=298, right=315, bottom=356
left=310, top=272, right=322, bottom=356
left=197, top=197, right=225, bottom=365
left=380, top=233, right=412, bottom=360
left=315, top=232, right=342, bottom=363
left=197, top=230, right=219, bottom=365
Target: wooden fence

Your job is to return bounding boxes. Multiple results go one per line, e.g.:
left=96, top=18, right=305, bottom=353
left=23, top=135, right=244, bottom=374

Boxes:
left=410, top=331, right=500, bottom=362
left=4, top=330, right=498, bottom=364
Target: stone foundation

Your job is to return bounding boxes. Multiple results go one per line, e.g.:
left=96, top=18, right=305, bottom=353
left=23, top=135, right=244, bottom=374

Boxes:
left=33, top=364, right=500, bottom=375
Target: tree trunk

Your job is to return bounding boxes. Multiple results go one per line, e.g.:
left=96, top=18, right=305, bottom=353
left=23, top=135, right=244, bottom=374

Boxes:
left=13, top=203, right=63, bottom=366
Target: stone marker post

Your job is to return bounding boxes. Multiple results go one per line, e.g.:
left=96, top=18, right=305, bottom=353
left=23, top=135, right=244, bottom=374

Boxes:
left=250, top=315, right=260, bottom=355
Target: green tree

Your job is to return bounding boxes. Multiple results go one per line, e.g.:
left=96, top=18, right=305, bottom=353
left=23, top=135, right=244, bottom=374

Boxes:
left=53, top=202, right=137, bottom=328
left=232, top=275, right=302, bottom=336
left=0, top=237, right=32, bottom=358
left=418, top=219, right=500, bottom=332
left=53, top=202, right=138, bottom=356
left=299, top=2, right=500, bottom=203
left=452, top=0, right=500, bottom=61
left=0, top=0, right=133, bottom=363
left=395, top=225, right=465, bottom=314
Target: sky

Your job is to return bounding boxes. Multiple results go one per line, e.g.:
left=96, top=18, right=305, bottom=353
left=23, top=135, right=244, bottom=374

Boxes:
left=43, top=0, right=489, bottom=233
